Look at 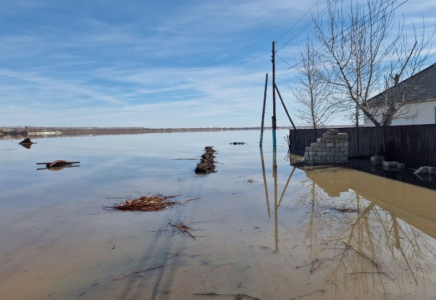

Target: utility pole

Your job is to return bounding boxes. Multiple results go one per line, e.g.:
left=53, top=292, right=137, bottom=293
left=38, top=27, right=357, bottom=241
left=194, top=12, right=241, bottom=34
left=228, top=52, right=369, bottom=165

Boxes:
left=272, top=41, right=277, bottom=148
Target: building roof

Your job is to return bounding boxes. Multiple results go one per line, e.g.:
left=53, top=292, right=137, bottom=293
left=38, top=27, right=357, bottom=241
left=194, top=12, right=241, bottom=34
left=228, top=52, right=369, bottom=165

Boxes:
left=369, top=62, right=436, bottom=106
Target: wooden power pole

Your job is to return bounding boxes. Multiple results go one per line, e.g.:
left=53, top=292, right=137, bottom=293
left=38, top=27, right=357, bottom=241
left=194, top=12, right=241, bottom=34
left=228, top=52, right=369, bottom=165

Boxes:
left=272, top=41, right=277, bottom=148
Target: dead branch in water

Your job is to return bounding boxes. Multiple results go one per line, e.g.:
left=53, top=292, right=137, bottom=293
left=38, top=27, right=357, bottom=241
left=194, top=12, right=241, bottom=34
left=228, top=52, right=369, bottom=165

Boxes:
left=194, top=292, right=260, bottom=299
left=348, top=271, right=393, bottom=280
left=291, top=289, right=325, bottom=299
left=113, top=263, right=171, bottom=281
left=169, top=220, right=197, bottom=239
left=106, top=195, right=200, bottom=212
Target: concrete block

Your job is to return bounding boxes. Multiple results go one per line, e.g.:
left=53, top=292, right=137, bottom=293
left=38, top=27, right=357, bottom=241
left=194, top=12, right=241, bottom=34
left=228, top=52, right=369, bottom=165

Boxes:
left=370, top=155, right=385, bottom=162
left=317, top=138, right=326, bottom=143
left=337, top=133, right=348, bottom=139
left=343, top=142, right=349, bottom=147
left=323, top=133, right=336, bottom=139
left=318, top=152, right=327, bottom=156
left=340, top=147, right=348, bottom=151
left=336, top=142, right=344, bottom=147
left=326, top=152, right=336, bottom=156
left=326, top=143, right=334, bottom=147
left=317, top=143, right=326, bottom=147
left=310, top=142, right=317, bottom=147
left=397, top=163, right=405, bottom=169
left=383, top=161, right=398, bottom=167
left=327, top=129, right=339, bottom=135
left=414, top=166, right=433, bottom=175
left=307, top=152, right=317, bottom=156
left=313, top=156, right=323, bottom=161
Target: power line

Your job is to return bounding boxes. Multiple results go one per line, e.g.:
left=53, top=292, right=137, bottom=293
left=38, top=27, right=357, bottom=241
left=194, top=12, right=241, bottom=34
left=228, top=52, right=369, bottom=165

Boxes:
left=275, top=0, right=409, bottom=78
left=276, top=0, right=322, bottom=42
left=276, top=0, right=338, bottom=52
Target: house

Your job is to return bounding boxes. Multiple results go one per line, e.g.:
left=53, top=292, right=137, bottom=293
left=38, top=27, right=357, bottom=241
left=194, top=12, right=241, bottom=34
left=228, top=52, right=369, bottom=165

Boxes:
left=364, top=63, right=436, bottom=126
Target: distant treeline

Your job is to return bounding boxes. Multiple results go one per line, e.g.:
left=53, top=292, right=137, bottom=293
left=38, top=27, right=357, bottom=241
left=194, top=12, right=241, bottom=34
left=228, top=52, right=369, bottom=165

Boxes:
left=0, top=126, right=295, bottom=139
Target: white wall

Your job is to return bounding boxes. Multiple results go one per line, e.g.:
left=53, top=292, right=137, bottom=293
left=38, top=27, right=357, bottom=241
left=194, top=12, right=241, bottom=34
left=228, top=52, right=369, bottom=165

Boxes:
left=364, top=100, right=436, bottom=126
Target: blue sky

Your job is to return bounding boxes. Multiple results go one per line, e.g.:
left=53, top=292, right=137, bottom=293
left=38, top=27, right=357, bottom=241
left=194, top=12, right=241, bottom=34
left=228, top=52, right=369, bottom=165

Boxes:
left=1, top=0, right=435, bottom=128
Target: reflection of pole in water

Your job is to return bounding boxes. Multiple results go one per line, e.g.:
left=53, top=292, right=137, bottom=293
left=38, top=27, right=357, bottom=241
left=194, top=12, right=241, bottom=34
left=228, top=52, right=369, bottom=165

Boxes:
left=260, top=147, right=271, bottom=218
left=278, top=166, right=296, bottom=208
left=273, top=146, right=278, bottom=252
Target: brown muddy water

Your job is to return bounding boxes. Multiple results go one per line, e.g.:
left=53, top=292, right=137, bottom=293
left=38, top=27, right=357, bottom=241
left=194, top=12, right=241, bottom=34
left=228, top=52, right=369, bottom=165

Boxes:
left=1, top=130, right=436, bottom=300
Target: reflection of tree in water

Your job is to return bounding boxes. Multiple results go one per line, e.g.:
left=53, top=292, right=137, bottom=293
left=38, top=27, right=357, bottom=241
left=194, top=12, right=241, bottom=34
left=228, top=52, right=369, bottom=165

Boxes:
left=292, top=167, right=436, bottom=299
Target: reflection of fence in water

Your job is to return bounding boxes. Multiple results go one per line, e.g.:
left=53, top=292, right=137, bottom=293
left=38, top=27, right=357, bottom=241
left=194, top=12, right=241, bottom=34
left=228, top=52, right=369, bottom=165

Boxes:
left=263, top=162, right=436, bottom=298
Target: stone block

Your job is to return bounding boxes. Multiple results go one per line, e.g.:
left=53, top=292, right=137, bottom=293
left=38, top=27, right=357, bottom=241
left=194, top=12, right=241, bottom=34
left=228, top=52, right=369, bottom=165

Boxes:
left=318, top=152, right=327, bottom=156
left=317, top=143, right=326, bottom=147
left=326, top=143, right=334, bottom=147
left=317, top=138, right=326, bottom=143
left=307, top=152, right=317, bottom=156
left=337, top=133, right=348, bottom=139
left=313, top=156, right=323, bottom=161
left=336, top=142, right=344, bottom=147
left=310, top=142, right=317, bottom=147
left=326, top=152, right=336, bottom=156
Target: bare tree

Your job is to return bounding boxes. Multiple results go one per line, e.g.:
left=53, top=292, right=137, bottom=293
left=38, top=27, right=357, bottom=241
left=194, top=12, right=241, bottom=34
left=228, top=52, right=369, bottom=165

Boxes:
left=293, top=38, right=338, bottom=129
left=312, top=0, right=433, bottom=126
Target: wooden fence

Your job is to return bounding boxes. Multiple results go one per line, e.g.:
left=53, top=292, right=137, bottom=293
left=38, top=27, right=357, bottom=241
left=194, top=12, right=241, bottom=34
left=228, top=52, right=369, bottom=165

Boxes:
left=288, top=124, right=436, bottom=169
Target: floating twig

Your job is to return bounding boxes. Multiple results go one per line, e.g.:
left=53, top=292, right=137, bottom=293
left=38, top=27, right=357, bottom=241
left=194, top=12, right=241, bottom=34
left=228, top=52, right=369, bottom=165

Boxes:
left=348, top=271, right=393, bottom=280
left=113, top=263, right=171, bottom=281
left=194, top=292, right=260, bottom=299
left=184, top=241, right=198, bottom=249
left=169, top=220, right=197, bottom=239
left=291, top=290, right=325, bottom=299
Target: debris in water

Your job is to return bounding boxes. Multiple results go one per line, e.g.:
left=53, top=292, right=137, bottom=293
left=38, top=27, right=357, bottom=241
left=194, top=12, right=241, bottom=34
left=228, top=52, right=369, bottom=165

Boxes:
left=107, top=195, right=200, bottom=212
left=230, top=142, right=246, bottom=145
left=247, top=178, right=256, bottom=184
left=332, top=207, right=359, bottom=213
left=169, top=219, right=197, bottom=239
left=195, top=146, right=216, bottom=174
left=113, top=263, right=171, bottom=281
left=19, top=138, right=33, bottom=145
left=194, top=292, right=260, bottom=300
left=36, top=160, right=80, bottom=171
left=19, top=138, right=34, bottom=149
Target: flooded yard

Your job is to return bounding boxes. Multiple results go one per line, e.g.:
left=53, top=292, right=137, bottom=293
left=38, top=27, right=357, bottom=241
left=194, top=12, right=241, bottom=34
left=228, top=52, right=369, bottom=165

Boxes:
left=1, top=130, right=436, bottom=300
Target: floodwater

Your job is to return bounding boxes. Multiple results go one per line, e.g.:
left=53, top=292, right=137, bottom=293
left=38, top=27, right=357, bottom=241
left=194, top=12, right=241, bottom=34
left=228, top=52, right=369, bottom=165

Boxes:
left=1, top=130, right=436, bottom=300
